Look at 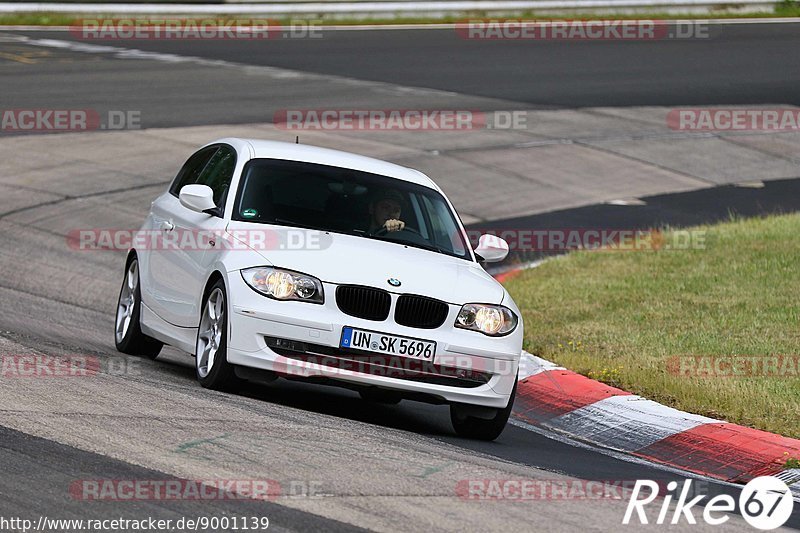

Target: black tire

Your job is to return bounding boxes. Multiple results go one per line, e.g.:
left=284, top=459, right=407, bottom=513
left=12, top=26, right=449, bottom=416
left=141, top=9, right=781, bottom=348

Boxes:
left=196, top=279, right=239, bottom=391
left=114, top=256, right=163, bottom=359
left=359, top=388, right=402, bottom=405
left=450, top=377, right=517, bottom=441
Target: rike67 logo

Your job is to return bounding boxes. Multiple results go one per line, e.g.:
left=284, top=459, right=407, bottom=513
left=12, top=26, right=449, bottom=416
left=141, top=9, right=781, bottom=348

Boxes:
left=624, top=477, right=794, bottom=529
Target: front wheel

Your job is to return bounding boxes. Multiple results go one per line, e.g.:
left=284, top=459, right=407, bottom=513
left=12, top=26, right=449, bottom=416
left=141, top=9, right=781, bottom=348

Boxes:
left=114, top=257, right=163, bottom=359
left=196, top=280, right=239, bottom=391
left=450, top=377, right=517, bottom=441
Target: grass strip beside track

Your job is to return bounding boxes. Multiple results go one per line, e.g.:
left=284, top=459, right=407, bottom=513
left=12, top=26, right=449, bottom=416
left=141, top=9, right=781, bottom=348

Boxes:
left=505, top=213, right=800, bottom=441
left=1, top=5, right=800, bottom=26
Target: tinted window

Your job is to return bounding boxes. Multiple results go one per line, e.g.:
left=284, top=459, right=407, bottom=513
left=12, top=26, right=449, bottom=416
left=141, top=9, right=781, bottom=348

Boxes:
left=233, top=158, right=470, bottom=260
left=169, top=146, right=218, bottom=197
left=420, top=195, right=468, bottom=257
left=195, top=145, right=237, bottom=209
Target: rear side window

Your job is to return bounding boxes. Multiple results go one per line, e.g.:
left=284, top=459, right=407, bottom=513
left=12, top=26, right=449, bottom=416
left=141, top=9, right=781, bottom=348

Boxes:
left=195, top=145, right=237, bottom=209
left=169, top=146, right=218, bottom=197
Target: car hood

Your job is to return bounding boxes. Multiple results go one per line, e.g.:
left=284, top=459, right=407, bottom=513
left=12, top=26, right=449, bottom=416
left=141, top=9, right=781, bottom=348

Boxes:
left=226, top=222, right=504, bottom=305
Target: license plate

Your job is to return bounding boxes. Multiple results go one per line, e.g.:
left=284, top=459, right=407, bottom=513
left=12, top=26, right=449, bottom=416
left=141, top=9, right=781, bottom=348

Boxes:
left=340, top=327, right=435, bottom=360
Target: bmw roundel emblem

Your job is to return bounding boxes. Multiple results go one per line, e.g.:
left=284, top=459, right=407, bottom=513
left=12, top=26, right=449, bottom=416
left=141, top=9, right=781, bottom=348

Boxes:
left=388, top=278, right=401, bottom=287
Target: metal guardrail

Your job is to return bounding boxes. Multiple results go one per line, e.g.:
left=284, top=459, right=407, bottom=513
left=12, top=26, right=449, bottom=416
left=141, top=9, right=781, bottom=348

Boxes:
left=0, top=0, right=780, bottom=14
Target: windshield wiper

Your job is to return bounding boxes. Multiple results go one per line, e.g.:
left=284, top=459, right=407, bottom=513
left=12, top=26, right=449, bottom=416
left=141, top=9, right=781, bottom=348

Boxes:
left=368, top=235, right=451, bottom=256
left=404, top=241, right=450, bottom=255
left=272, top=219, right=367, bottom=238
left=272, top=218, right=326, bottom=232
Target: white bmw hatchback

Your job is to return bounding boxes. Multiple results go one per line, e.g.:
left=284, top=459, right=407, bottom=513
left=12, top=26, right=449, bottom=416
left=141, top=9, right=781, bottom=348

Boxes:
left=115, top=138, right=522, bottom=440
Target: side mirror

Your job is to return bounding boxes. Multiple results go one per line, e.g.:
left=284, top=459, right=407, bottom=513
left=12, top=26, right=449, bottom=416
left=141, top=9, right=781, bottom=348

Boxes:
left=179, top=184, right=217, bottom=214
left=474, top=234, right=509, bottom=263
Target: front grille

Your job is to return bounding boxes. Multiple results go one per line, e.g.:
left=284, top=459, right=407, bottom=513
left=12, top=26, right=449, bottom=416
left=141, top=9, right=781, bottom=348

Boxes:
left=335, top=285, right=391, bottom=321
left=394, top=294, right=449, bottom=329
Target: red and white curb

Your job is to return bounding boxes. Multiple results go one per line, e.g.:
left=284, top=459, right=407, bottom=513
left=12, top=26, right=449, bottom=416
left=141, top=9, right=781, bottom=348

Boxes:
left=495, top=263, right=799, bottom=489
left=777, top=469, right=800, bottom=499
left=515, top=351, right=800, bottom=491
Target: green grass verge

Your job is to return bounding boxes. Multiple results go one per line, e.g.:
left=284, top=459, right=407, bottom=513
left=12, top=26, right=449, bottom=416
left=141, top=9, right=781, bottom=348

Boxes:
left=0, top=13, right=79, bottom=26
left=504, top=213, right=800, bottom=439
left=1, top=4, right=799, bottom=27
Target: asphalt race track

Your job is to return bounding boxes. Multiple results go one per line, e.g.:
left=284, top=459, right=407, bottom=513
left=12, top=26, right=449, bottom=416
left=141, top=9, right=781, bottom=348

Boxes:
left=0, top=22, right=798, bottom=532
left=1, top=22, right=800, bottom=127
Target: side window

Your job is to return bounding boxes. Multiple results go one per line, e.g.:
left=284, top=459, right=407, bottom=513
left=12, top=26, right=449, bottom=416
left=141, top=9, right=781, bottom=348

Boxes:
left=195, top=145, right=237, bottom=210
left=421, top=195, right=466, bottom=256
left=169, top=146, right=218, bottom=197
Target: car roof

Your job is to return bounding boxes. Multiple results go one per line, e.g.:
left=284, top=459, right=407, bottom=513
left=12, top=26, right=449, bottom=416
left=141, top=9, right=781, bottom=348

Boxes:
left=208, top=138, right=438, bottom=190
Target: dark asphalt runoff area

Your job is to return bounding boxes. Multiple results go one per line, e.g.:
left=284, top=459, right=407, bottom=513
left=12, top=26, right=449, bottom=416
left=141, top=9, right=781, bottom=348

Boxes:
left=0, top=22, right=798, bottom=129
left=86, top=22, right=800, bottom=107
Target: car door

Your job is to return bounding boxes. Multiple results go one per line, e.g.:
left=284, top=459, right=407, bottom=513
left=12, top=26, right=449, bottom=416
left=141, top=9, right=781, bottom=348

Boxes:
left=145, top=145, right=236, bottom=327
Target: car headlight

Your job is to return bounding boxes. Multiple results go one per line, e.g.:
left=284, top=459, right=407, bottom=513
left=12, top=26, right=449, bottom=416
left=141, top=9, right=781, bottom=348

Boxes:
left=455, top=303, right=517, bottom=336
left=241, top=267, right=324, bottom=304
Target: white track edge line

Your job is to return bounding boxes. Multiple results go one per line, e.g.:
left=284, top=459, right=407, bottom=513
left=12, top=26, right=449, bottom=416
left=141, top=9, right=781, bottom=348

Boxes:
left=2, top=19, right=800, bottom=32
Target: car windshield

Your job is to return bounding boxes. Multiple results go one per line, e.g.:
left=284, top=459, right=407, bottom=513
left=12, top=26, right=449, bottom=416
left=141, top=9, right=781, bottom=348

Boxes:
left=233, top=158, right=471, bottom=260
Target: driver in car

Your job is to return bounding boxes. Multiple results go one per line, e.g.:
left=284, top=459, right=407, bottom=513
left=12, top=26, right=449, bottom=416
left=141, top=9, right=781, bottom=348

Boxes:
left=368, top=189, right=406, bottom=234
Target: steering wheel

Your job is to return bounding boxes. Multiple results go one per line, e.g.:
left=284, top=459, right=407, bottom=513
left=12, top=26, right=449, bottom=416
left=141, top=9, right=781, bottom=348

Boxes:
left=373, top=225, right=422, bottom=237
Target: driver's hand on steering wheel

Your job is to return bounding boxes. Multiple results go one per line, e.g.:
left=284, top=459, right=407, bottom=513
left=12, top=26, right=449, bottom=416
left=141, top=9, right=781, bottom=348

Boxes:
left=383, top=219, right=405, bottom=232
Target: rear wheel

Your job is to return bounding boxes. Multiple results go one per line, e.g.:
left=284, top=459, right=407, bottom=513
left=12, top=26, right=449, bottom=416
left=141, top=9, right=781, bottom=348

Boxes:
left=196, top=280, right=239, bottom=391
left=114, top=257, right=162, bottom=359
left=450, top=377, right=517, bottom=441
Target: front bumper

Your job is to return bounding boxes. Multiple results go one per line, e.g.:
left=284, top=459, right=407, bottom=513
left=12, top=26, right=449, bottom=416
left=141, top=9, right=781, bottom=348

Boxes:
left=226, top=273, right=521, bottom=408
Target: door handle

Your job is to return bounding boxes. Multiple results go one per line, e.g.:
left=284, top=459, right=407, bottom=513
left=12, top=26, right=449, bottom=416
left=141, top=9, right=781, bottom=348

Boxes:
left=160, top=220, right=175, bottom=232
